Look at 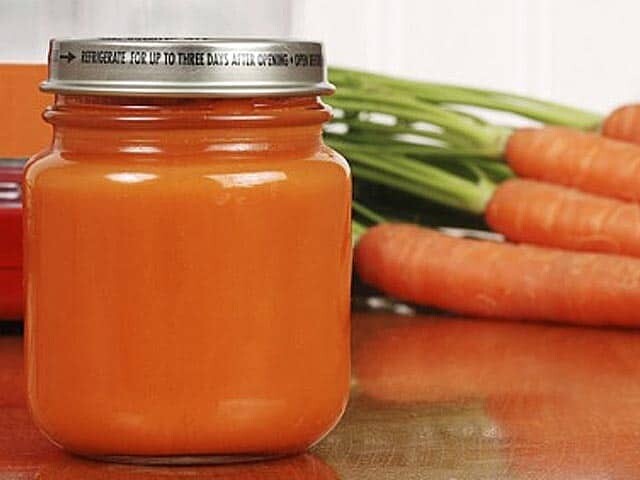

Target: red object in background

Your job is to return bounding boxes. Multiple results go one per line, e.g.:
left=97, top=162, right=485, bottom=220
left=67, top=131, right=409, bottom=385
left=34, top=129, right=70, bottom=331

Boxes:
left=0, top=64, right=49, bottom=321
left=0, top=159, right=24, bottom=320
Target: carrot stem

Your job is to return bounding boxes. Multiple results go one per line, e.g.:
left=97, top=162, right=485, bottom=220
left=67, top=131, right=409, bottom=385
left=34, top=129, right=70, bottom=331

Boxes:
left=328, top=136, right=514, bottom=182
left=347, top=155, right=494, bottom=214
left=353, top=200, right=386, bottom=225
left=326, top=134, right=483, bottom=158
left=332, top=115, right=475, bottom=148
left=329, top=89, right=510, bottom=156
left=352, top=219, right=367, bottom=245
left=330, top=67, right=603, bottom=130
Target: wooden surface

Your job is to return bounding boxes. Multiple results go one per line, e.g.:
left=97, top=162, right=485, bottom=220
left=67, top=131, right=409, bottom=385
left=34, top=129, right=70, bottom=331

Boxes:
left=2, top=311, right=640, bottom=479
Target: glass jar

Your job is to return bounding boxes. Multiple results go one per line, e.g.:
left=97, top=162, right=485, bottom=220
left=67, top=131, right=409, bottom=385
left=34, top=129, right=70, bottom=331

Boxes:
left=24, top=39, right=351, bottom=463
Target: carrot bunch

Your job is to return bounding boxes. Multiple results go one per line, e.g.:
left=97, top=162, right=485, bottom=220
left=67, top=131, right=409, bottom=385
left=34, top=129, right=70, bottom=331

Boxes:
left=328, top=68, right=640, bottom=326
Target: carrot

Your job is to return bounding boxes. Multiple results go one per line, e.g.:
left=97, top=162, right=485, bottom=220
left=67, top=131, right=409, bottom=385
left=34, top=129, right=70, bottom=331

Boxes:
left=342, top=138, right=640, bottom=257
left=328, top=70, right=640, bottom=257
left=602, top=104, right=640, bottom=144
left=355, top=223, right=640, bottom=326
left=506, top=126, right=640, bottom=202
left=486, top=178, right=640, bottom=257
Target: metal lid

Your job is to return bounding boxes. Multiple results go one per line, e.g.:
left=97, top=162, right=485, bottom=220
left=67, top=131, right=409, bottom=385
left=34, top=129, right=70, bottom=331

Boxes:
left=41, top=38, right=334, bottom=97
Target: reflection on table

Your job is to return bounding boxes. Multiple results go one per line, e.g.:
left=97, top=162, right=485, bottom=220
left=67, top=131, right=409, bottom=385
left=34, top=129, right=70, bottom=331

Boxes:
left=314, top=312, right=640, bottom=479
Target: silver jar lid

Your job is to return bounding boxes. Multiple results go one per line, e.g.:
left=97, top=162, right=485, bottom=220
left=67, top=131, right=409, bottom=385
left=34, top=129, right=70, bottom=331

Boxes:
left=41, top=38, right=334, bottom=97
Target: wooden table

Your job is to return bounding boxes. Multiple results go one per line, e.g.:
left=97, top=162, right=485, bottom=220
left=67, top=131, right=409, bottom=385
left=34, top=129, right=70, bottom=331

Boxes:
left=2, top=310, right=640, bottom=479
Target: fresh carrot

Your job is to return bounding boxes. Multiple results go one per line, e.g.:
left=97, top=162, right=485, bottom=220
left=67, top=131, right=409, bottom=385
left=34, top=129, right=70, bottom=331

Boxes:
left=602, top=104, right=640, bottom=144
left=329, top=69, right=640, bottom=258
left=355, top=223, right=640, bottom=326
left=486, top=178, right=640, bottom=257
left=338, top=139, right=640, bottom=257
left=505, top=126, right=640, bottom=202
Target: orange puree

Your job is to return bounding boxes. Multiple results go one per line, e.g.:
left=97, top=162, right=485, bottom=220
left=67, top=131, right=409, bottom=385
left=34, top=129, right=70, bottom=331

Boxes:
left=24, top=94, right=351, bottom=459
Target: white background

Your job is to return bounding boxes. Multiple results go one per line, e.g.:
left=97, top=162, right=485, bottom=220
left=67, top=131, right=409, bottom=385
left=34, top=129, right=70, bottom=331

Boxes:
left=2, top=0, right=639, bottom=113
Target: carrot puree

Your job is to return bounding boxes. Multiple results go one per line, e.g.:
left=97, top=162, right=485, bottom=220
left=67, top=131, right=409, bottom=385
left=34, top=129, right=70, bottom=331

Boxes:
left=25, top=95, right=352, bottom=459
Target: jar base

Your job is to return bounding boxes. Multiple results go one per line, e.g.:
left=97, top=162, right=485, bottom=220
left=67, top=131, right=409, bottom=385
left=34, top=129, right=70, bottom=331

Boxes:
left=84, top=453, right=284, bottom=466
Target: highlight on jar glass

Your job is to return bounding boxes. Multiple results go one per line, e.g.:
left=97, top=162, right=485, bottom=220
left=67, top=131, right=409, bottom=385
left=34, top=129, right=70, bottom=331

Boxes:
left=24, top=38, right=352, bottom=464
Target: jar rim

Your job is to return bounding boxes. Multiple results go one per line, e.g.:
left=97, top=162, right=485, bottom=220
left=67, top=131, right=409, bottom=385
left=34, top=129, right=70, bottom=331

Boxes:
left=41, top=38, right=335, bottom=98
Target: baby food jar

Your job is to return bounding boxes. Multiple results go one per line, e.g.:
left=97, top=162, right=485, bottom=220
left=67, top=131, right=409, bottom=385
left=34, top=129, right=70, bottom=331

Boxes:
left=25, top=38, right=351, bottom=463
